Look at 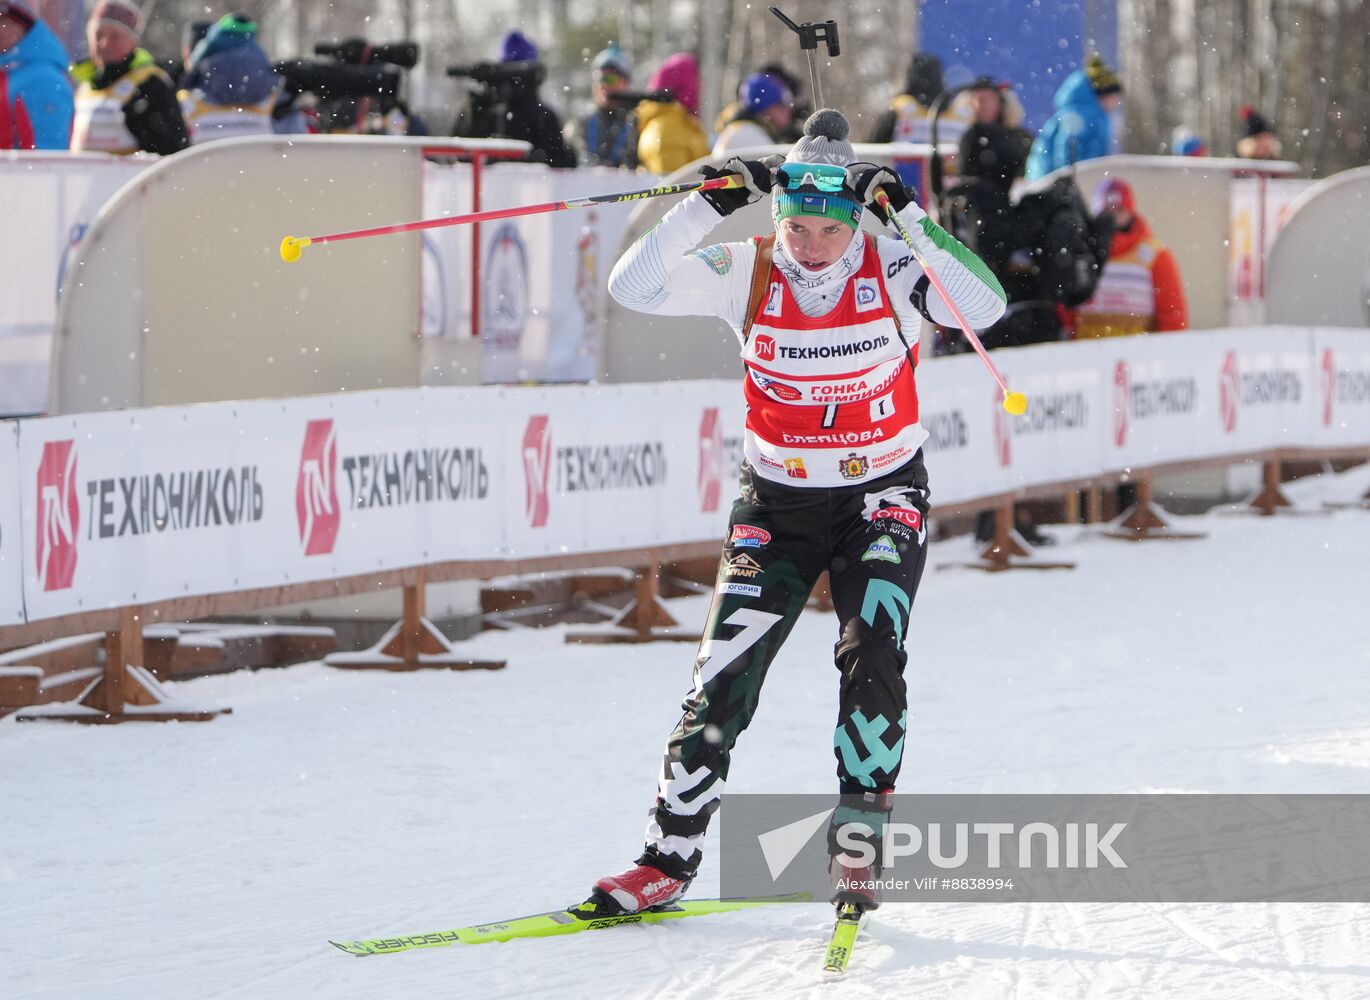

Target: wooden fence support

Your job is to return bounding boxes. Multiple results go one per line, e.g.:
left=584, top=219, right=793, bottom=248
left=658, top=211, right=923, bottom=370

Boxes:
left=950, top=501, right=1075, bottom=573
left=1085, top=486, right=1105, bottom=525
left=1249, top=459, right=1295, bottom=516
left=1105, top=476, right=1206, bottom=541
left=566, top=560, right=700, bottom=644
left=325, top=567, right=506, bottom=671
left=17, top=606, right=229, bottom=723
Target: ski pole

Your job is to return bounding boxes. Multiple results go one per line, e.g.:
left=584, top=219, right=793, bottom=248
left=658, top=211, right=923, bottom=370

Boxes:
left=279, top=174, right=744, bottom=262
left=873, top=188, right=1028, bottom=415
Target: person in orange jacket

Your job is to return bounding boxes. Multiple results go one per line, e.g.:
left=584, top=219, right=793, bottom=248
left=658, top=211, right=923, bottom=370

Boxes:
left=1073, top=177, right=1187, bottom=338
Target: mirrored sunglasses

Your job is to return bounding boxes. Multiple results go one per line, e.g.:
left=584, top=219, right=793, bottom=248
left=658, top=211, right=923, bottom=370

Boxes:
left=775, top=162, right=848, bottom=194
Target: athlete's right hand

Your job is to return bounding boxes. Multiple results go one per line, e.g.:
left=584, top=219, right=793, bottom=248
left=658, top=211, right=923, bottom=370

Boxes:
left=698, top=156, right=779, bottom=217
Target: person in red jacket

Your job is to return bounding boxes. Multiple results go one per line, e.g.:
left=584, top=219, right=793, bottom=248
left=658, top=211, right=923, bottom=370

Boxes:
left=1073, top=177, right=1187, bottom=338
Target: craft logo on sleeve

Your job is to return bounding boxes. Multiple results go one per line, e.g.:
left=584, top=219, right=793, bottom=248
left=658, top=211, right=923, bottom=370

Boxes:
left=296, top=419, right=340, bottom=556
left=1113, top=360, right=1131, bottom=447
left=35, top=439, right=79, bottom=592
left=699, top=408, right=723, bottom=513
left=1219, top=351, right=1240, bottom=434
left=522, top=415, right=552, bottom=528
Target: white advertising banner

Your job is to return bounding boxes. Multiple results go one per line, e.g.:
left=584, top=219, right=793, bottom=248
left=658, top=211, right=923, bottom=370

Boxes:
left=5, top=328, right=1369, bottom=625
left=0, top=421, right=24, bottom=625
left=477, top=165, right=652, bottom=384
left=0, top=153, right=149, bottom=416
left=1311, top=328, right=1370, bottom=450
left=498, top=382, right=745, bottom=560
left=420, top=162, right=475, bottom=341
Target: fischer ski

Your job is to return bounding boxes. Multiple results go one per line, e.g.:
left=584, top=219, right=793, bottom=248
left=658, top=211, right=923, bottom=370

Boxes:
left=822, top=903, right=865, bottom=973
left=331, top=894, right=809, bottom=956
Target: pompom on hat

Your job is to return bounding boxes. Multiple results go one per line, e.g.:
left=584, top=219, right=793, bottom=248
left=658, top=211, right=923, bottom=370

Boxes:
left=592, top=44, right=630, bottom=78
left=499, top=30, right=538, bottom=63
left=1239, top=105, right=1275, bottom=138
left=772, top=109, right=863, bottom=231
left=1084, top=54, right=1122, bottom=97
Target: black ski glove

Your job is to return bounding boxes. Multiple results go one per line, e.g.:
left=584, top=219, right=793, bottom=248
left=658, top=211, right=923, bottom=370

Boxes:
left=847, top=163, right=912, bottom=224
left=698, top=156, right=778, bottom=217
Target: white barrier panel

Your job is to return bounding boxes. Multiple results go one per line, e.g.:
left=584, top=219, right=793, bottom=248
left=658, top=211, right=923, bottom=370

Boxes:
left=15, top=383, right=747, bottom=622
left=0, top=421, right=24, bottom=625
left=8, top=328, right=1369, bottom=625
left=475, top=165, right=649, bottom=383
left=1313, top=329, right=1370, bottom=449
left=0, top=153, right=149, bottom=416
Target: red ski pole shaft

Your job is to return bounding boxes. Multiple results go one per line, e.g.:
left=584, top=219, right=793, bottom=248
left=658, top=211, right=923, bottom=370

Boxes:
left=280, top=175, right=743, bottom=262
left=873, top=188, right=1027, bottom=415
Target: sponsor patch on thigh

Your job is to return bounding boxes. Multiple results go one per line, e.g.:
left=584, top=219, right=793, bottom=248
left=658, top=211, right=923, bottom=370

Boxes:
left=720, top=582, right=762, bottom=597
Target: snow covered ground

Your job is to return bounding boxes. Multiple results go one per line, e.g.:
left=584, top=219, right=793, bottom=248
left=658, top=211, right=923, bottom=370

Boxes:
left=3, top=464, right=1369, bottom=1000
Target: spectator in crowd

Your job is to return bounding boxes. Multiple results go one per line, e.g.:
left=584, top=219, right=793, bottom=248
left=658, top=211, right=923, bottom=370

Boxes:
left=181, top=19, right=211, bottom=75
left=1025, top=54, right=1122, bottom=179
left=715, top=62, right=806, bottom=142
left=955, top=76, right=1026, bottom=130
left=452, top=30, right=576, bottom=167
left=1072, top=178, right=1187, bottom=338
left=635, top=52, right=708, bottom=174
left=945, top=117, right=1095, bottom=546
left=0, top=0, right=73, bottom=149
left=565, top=44, right=637, bottom=168
left=711, top=72, right=793, bottom=155
left=867, top=52, right=951, bottom=146
left=1236, top=105, right=1282, bottom=160
left=71, top=0, right=187, bottom=154
left=1170, top=125, right=1207, bottom=156
left=941, top=119, right=1040, bottom=350
left=755, top=62, right=806, bottom=140
left=178, top=14, right=280, bottom=145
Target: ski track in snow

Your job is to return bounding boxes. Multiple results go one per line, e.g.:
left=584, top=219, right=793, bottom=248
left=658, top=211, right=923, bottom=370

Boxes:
left=2, top=465, right=1369, bottom=999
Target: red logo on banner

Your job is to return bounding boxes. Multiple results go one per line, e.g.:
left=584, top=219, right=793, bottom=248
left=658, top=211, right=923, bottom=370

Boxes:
left=873, top=507, right=922, bottom=530
left=754, top=335, right=776, bottom=362
left=1113, top=360, right=1131, bottom=447
left=698, top=407, right=723, bottom=513
left=1321, top=348, right=1336, bottom=427
left=35, top=440, right=79, bottom=591
left=523, top=415, right=552, bottom=528
left=296, top=419, right=340, bottom=556
left=993, top=390, right=1012, bottom=467
left=1219, top=351, right=1239, bottom=434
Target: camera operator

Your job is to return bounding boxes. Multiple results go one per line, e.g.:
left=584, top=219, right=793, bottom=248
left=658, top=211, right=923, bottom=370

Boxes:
left=450, top=30, right=576, bottom=168
left=274, top=37, right=426, bottom=136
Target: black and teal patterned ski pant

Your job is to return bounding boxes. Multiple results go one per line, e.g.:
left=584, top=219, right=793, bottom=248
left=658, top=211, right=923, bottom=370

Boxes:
left=640, top=455, right=931, bottom=879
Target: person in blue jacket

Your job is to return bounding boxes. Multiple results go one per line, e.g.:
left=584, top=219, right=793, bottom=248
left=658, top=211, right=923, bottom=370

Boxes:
left=178, top=13, right=281, bottom=144
left=1025, top=54, right=1122, bottom=180
left=0, top=0, right=73, bottom=149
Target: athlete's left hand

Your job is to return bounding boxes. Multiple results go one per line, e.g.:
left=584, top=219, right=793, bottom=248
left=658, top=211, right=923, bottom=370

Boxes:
left=847, top=163, right=912, bottom=224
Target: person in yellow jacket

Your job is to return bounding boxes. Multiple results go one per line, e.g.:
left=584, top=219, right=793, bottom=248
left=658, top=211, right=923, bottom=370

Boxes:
left=1073, top=178, right=1188, bottom=338
left=70, top=0, right=187, bottom=154
left=636, top=52, right=708, bottom=175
